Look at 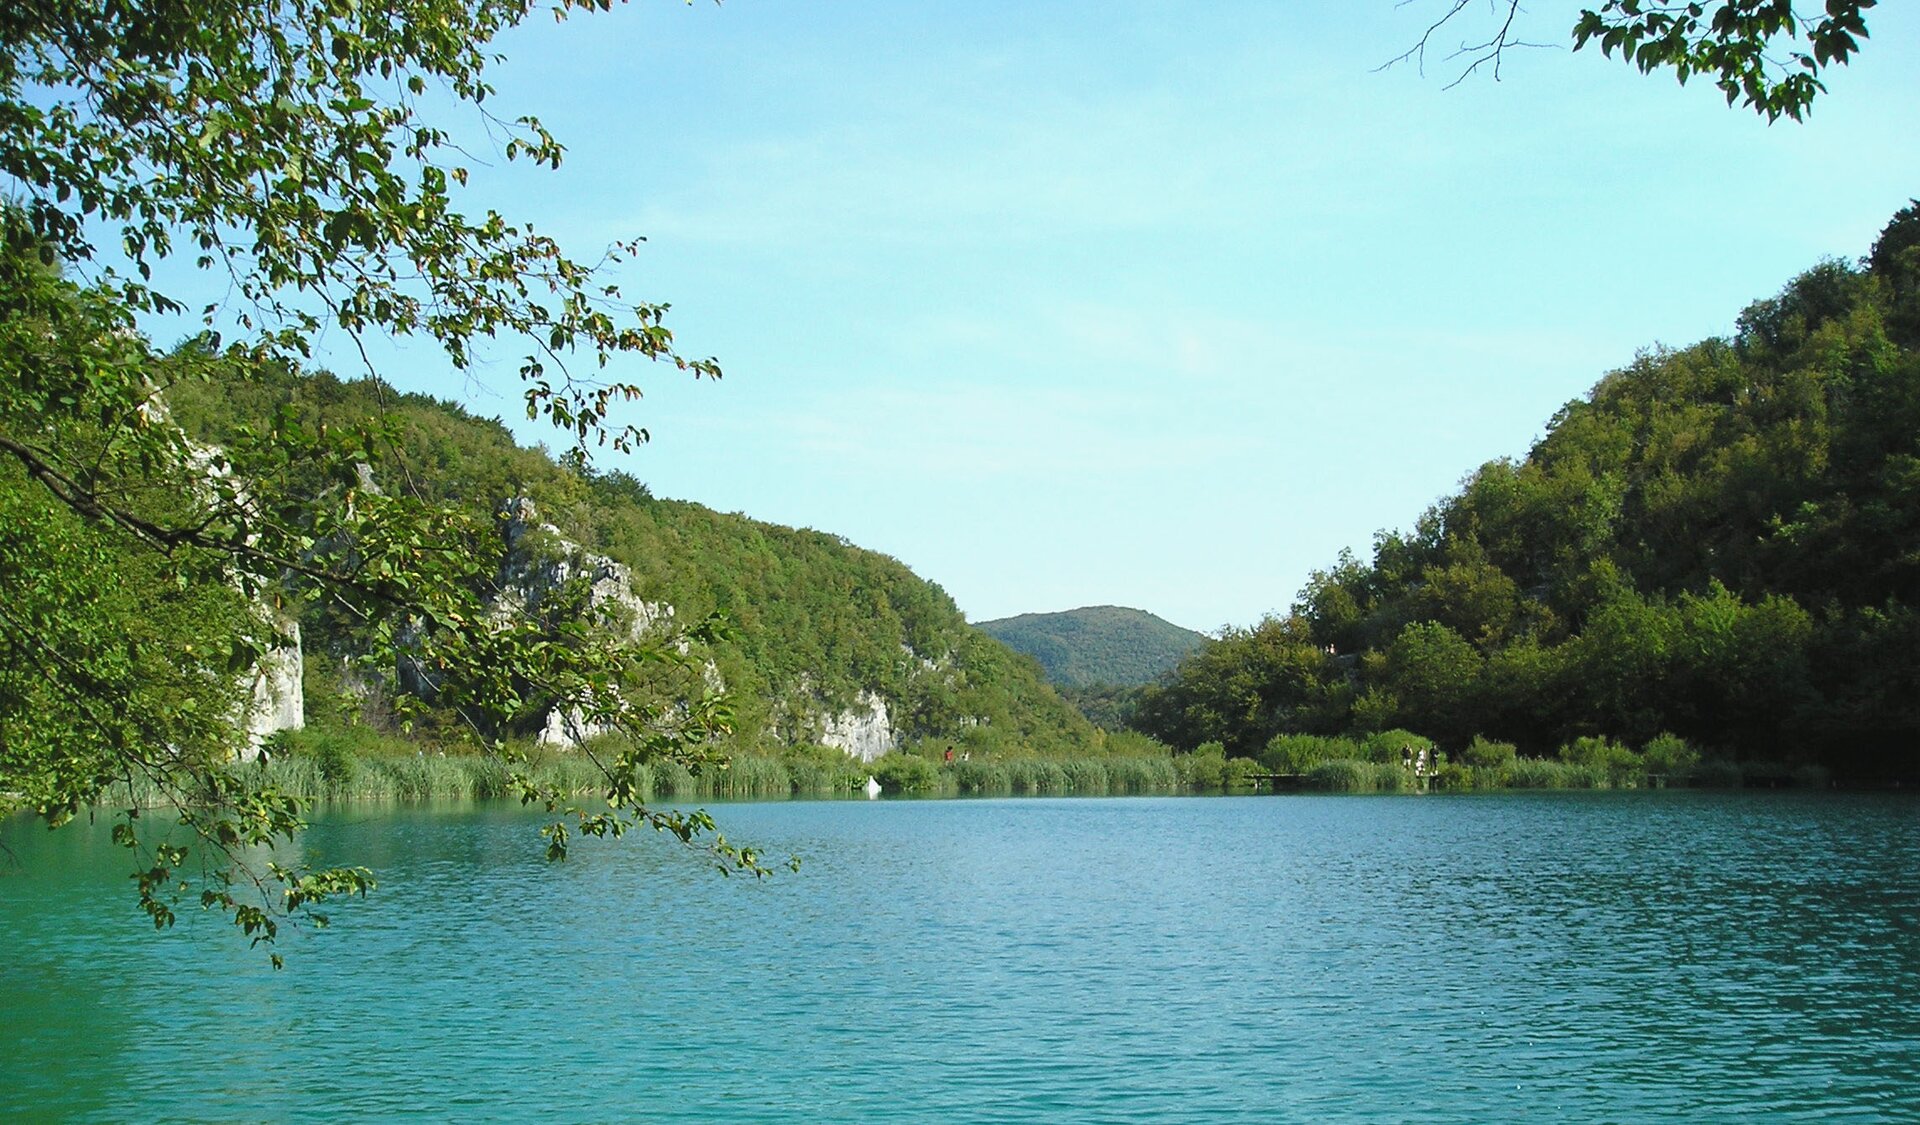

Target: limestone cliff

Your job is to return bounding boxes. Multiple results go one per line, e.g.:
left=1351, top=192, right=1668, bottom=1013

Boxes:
left=238, top=619, right=304, bottom=761
left=165, top=366, right=1100, bottom=763
left=496, top=497, right=675, bottom=643
left=815, top=689, right=897, bottom=763
left=499, top=497, right=908, bottom=758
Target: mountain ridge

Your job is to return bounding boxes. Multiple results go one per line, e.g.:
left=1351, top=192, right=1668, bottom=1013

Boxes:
left=975, top=605, right=1208, bottom=689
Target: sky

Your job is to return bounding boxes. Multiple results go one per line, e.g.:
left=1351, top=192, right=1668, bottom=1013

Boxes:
left=215, top=2, right=1920, bottom=632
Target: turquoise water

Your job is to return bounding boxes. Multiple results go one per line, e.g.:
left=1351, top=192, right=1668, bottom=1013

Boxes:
left=3, top=791, right=1918, bottom=1121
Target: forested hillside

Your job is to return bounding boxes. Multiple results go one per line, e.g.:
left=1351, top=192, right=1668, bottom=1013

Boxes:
left=1137, top=203, right=1920, bottom=780
left=976, top=605, right=1207, bottom=688
left=166, top=365, right=1097, bottom=758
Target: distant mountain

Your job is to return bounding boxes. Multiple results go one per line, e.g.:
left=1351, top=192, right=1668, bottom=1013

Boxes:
left=976, top=606, right=1207, bottom=688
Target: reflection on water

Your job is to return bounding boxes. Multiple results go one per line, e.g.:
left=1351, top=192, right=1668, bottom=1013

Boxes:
left=4, top=792, right=1918, bottom=1122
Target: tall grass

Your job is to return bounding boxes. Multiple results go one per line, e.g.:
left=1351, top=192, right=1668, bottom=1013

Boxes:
left=1302, top=759, right=1410, bottom=793
left=1500, top=757, right=1609, bottom=789
left=88, top=723, right=1811, bottom=811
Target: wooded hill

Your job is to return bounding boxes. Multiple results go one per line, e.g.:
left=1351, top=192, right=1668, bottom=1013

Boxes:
left=1136, top=203, right=1920, bottom=781
left=975, top=605, right=1208, bottom=689
left=166, top=366, right=1098, bottom=758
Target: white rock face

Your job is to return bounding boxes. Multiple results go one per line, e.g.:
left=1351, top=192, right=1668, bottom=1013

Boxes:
left=181, top=430, right=306, bottom=762
left=496, top=497, right=904, bottom=758
left=537, top=705, right=605, bottom=749
left=497, top=497, right=673, bottom=643
left=818, top=690, right=896, bottom=763
left=238, top=619, right=304, bottom=761
left=495, top=498, right=680, bottom=748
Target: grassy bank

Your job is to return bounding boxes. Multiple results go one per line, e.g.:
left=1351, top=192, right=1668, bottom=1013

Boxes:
left=91, top=725, right=1835, bottom=810
left=1261, top=730, right=1833, bottom=792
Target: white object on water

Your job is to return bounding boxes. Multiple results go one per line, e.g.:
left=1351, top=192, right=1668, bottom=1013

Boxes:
left=864, top=775, right=882, bottom=800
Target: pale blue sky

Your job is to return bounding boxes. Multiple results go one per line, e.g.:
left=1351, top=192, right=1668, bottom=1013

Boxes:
left=258, top=2, right=1920, bottom=631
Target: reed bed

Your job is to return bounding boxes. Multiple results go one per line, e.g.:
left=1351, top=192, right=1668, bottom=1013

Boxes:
left=1301, top=759, right=1411, bottom=793
left=87, top=725, right=1806, bottom=813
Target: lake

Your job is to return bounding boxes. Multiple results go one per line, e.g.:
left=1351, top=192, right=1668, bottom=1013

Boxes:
left=4, top=791, right=1918, bottom=1121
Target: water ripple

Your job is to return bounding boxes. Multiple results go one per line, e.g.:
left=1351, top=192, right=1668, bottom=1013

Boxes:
left=3, top=791, right=1918, bottom=1121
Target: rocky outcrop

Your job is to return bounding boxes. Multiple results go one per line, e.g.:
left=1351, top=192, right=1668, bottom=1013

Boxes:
left=494, top=498, right=680, bottom=748
left=177, top=427, right=305, bottom=761
left=817, top=690, right=896, bottom=763
left=238, top=618, right=304, bottom=761
left=497, top=497, right=674, bottom=643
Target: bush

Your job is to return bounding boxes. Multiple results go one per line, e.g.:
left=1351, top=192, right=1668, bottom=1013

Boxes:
left=1060, top=758, right=1110, bottom=793
left=1506, top=756, right=1581, bottom=789
left=1175, top=743, right=1229, bottom=790
left=1640, top=732, right=1700, bottom=782
left=1006, top=758, right=1070, bottom=794
left=1104, top=756, right=1178, bottom=794
left=871, top=752, right=939, bottom=794
left=1791, top=764, right=1832, bottom=788
left=1560, top=735, right=1643, bottom=786
left=950, top=759, right=1010, bottom=795
left=1260, top=733, right=1356, bottom=773
left=1100, top=729, right=1172, bottom=757
left=1461, top=735, right=1518, bottom=770
left=781, top=747, right=868, bottom=796
left=1304, top=758, right=1372, bottom=792
left=1223, top=756, right=1264, bottom=789
left=314, top=736, right=360, bottom=788
left=1361, top=728, right=1435, bottom=765
left=709, top=755, right=794, bottom=798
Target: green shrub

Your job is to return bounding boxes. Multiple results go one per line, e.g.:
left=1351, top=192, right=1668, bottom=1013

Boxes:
left=1060, top=758, right=1110, bottom=792
left=651, top=760, right=698, bottom=797
left=315, top=737, right=360, bottom=789
left=1506, top=756, right=1577, bottom=789
left=1304, top=758, right=1371, bottom=791
left=1461, top=735, right=1518, bottom=770
left=1791, top=764, right=1832, bottom=788
left=1640, top=732, right=1700, bottom=782
left=1006, top=758, right=1070, bottom=795
left=950, top=759, right=1010, bottom=795
left=1175, top=744, right=1229, bottom=789
left=1260, top=733, right=1356, bottom=773
left=468, top=756, right=514, bottom=799
left=1103, top=756, right=1178, bottom=794
left=782, top=751, right=867, bottom=797
left=1560, top=735, right=1643, bottom=786
left=1361, top=728, right=1435, bottom=765
left=871, top=752, right=938, bottom=794
left=1223, top=756, right=1264, bottom=789
left=1100, top=729, right=1172, bottom=757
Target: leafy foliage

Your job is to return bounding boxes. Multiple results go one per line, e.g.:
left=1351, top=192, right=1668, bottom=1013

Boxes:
left=1573, top=1, right=1875, bottom=122
left=1139, top=207, right=1920, bottom=780
left=1395, top=0, right=1876, bottom=121
left=0, top=0, right=755, bottom=958
left=0, top=0, right=716, bottom=441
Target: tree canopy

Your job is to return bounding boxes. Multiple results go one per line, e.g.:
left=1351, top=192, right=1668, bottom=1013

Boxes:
left=1137, top=203, right=1920, bottom=779
left=0, top=0, right=749, bottom=960
left=1395, top=0, right=1877, bottom=121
